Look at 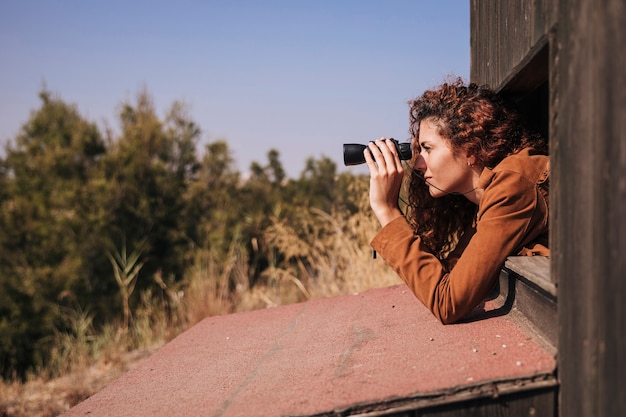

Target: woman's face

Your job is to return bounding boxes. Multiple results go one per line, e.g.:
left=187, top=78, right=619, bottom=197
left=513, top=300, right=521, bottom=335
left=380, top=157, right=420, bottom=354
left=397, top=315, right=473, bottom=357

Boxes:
left=413, top=119, right=474, bottom=198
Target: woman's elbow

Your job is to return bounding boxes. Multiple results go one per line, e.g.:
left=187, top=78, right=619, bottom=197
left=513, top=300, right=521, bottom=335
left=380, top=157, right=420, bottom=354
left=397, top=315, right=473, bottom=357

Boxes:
left=432, top=305, right=467, bottom=325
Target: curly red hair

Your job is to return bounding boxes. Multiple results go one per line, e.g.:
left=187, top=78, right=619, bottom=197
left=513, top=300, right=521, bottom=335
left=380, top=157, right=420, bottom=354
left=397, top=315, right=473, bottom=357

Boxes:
left=404, top=78, right=547, bottom=261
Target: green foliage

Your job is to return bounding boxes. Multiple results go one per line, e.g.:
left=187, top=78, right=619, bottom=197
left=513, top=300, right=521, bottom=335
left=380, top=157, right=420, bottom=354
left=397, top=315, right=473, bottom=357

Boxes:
left=0, top=88, right=368, bottom=380
left=183, top=140, right=241, bottom=258
left=101, top=89, right=200, bottom=289
left=0, top=90, right=106, bottom=378
left=294, top=155, right=338, bottom=212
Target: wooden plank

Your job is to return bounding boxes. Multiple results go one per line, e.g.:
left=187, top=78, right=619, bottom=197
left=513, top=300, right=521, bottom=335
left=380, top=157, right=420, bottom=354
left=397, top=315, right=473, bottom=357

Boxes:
left=496, top=258, right=557, bottom=351
left=417, top=386, right=556, bottom=417
left=556, top=0, right=626, bottom=416
left=505, top=257, right=554, bottom=297
left=354, top=383, right=557, bottom=417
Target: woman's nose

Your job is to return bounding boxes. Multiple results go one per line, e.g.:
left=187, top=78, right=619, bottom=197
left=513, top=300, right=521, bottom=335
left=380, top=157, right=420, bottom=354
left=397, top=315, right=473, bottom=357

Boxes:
left=413, top=154, right=426, bottom=174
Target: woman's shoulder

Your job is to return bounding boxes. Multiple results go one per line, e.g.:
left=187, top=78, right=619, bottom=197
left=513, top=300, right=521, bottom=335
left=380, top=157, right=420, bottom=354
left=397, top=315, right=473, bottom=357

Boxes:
left=479, top=148, right=549, bottom=190
left=493, top=148, right=549, bottom=181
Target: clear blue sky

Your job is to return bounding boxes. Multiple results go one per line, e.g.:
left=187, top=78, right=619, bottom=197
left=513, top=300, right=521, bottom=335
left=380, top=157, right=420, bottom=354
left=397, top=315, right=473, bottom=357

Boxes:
left=0, top=1, right=469, bottom=178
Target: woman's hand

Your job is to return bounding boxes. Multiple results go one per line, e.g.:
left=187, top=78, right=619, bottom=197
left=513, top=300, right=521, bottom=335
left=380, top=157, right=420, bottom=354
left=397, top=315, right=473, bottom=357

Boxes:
left=364, top=138, right=405, bottom=227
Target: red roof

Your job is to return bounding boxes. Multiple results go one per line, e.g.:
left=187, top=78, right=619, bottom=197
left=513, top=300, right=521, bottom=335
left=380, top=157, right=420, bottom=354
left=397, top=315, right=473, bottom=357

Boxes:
left=62, top=284, right=556, bottom=416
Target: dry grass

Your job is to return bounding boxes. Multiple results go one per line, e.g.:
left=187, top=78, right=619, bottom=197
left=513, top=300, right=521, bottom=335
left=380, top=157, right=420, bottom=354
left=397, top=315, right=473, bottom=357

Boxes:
left=0, top=188, right=401, bottom=417
left=0, top=348, right=156, bottom=417
left=260, top=207, right=400, bottom=303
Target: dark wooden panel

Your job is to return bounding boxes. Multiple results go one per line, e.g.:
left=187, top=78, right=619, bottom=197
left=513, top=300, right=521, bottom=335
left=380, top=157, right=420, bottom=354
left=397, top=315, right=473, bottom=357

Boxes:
left=470, top=0, right=558, bottom=89
left=331, top=381, right=558, bottom=417
left=416, top=386, right=557, bottom=417
left=556, top=0, right=626, bottom=416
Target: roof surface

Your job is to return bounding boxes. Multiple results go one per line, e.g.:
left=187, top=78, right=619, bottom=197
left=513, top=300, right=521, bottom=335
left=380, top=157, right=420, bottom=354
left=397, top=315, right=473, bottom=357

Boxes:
left=62, top=284, right=556, bottom=417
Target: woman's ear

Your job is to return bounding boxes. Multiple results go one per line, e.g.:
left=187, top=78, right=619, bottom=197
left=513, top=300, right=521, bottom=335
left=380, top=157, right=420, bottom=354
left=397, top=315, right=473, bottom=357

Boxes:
left=466, top=153, right=476, bottom=167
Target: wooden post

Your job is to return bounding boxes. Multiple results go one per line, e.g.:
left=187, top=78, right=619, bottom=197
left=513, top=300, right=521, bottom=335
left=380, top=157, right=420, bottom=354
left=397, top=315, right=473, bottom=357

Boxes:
left=556, top=0, right=626, bottom=416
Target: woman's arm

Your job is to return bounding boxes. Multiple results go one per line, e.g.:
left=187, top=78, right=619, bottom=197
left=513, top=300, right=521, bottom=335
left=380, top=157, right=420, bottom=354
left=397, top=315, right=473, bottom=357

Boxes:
left=371, top=169, right=547, bottom=324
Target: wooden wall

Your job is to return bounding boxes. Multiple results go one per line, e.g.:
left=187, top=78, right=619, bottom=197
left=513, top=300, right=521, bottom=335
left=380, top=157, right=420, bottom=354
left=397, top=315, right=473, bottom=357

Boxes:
left=555, top=1, right=626, bottom=416
left=470, top=1, right=626, bottom=416
left=470, top=0, right=557, bottom=90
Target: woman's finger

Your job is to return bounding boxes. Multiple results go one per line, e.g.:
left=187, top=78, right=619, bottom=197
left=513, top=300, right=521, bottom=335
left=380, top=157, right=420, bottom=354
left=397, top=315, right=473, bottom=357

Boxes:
left=373, top=138, right=404, bottom=173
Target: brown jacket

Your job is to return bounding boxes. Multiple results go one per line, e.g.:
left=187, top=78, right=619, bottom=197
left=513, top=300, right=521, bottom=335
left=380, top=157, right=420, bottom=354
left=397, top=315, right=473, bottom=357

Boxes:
left=371, top=148, right=549, bottom=324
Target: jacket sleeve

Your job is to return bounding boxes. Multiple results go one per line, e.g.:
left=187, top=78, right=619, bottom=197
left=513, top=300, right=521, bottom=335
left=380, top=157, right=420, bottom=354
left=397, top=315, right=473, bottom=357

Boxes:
left=370, top=169, right=544, bottom=324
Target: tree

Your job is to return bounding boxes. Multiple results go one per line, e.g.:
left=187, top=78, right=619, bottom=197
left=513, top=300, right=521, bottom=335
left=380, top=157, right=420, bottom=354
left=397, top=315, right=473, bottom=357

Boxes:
left=183, top=140, right=241, bottom=256
left=295, top=155, right=338, bottom=212
left=237, top=149, right=289, bottom=285
left=101, top=89, right=200, bottom=297
left=0, top=90, right=106, bottom=378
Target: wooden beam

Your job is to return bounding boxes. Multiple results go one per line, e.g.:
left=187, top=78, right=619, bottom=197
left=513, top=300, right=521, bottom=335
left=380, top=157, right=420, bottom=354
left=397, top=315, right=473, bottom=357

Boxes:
left=556, top=0, right=626, bottom=416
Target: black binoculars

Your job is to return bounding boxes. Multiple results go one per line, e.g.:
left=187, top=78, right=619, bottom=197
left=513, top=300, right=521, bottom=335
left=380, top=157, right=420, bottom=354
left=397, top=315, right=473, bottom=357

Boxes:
left=343, top=139, right=412, bottom=166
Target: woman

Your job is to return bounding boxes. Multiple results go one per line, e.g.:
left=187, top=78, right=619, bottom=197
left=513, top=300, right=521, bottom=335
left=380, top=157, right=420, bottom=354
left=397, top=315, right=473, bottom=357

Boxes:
left=364, top=78, right=549, bottom=324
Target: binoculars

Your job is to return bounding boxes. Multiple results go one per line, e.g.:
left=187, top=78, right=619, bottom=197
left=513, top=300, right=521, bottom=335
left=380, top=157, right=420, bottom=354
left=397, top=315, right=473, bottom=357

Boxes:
left=343, top=139, right=412, bottom=166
